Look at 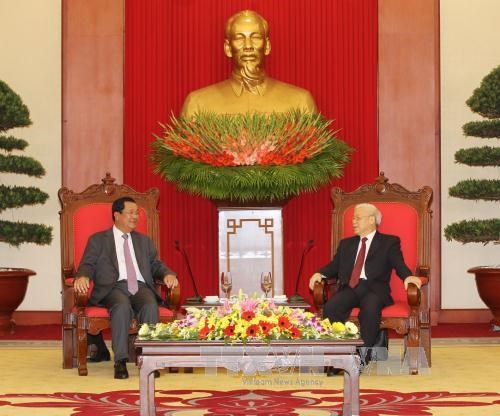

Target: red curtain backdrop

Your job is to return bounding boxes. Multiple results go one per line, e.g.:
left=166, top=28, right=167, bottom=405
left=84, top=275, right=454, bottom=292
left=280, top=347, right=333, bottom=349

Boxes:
left=124, top=0, right=378, bottom=305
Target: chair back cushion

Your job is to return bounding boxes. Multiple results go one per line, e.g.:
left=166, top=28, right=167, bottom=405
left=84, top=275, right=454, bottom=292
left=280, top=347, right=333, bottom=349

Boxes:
left=73, top=203, right=148, bottom=270
left=341, top=202, right=418, bottom=303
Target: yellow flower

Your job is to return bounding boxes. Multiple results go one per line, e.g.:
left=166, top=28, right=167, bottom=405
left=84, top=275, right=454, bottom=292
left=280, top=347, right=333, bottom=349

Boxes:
left=218, top=316, right=230, bottom=329
left=234, top=320, right=250, bottom=338
left=320, top=318, right=331, bottom=329
left=268, top=314, right=279, bottom=325
left=197, top=317, right=207, bottom=330
left=207, top=315, right=217, bottom=328
left=331, top=322, right=346, bottom=333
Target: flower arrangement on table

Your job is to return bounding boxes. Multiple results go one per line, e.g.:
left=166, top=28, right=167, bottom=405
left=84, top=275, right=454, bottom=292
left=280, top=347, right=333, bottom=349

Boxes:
left=151, top=110, right=352, bottom=202
left=138, top=298, right=359, bottom=343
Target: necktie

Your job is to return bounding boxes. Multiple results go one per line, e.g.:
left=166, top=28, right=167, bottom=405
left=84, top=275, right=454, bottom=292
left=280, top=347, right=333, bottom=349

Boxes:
left=122, top=234, right=138, bottom=295
left=350, top=237, right=368, bottom=288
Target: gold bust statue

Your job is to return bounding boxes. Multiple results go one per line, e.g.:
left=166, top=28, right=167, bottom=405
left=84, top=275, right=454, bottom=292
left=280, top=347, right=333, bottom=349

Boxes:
left=181, top=10, right=317, bottom=117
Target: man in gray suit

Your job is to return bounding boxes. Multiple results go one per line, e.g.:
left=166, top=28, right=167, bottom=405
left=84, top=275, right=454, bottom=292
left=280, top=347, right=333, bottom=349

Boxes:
left=73, top=196, right=178, bottom=379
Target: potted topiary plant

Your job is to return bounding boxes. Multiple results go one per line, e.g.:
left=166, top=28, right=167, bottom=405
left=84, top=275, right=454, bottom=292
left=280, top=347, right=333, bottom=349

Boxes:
left=444, top=65, right=500, bottom=328
left=0, top=79, right=53, bottom=335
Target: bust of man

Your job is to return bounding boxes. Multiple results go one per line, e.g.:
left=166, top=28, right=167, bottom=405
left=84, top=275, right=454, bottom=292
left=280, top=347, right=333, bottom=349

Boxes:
left=181, top=10, right=317, bottom=118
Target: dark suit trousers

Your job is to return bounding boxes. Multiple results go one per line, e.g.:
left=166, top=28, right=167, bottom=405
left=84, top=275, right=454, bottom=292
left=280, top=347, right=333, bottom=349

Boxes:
left=323, top=280, right=384, bottom=347
left=102, top=280, right=159, bottom=362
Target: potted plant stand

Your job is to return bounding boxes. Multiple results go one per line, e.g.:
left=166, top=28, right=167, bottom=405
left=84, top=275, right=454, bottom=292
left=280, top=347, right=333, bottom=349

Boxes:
left=468, top=266, right=500, bottom=330
left=0, top=267, right=36, bottom=335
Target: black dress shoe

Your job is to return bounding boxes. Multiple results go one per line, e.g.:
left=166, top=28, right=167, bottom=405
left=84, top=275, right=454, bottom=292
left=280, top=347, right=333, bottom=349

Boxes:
left=88, top=332, right=111, bottom=362
left=326, top=367, right=344, bottom=376
left=114, top=359, right=129, bottom=379
left=89, top=342, right=111, bottom=362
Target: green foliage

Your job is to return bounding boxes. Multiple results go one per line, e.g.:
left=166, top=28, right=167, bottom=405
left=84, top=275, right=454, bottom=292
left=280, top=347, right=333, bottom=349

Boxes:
left=153, top=141, right=351, bottom=202
left=466, top=65, right=500, bottom=119
left=448, top=179, right=500, bottom=201
left=152, top=111, right=352, bottom=202
left=462, top=119, right=500, bottom=138
left=0, top=80, right=31, bottom=131
left=0, top=220, right=53, bottom=247
left=454, top=146, right=500, bottom=166
left=447, top=65, right=500, bottom=245
left=0, top=79, right=52, bottom=247
left=0, top=135, right=28, bottom=151
left=444, top=219, right=500, bottom=245
left=0, top=154, right=45, bottom=176
left=0, top=185, right=49, bottom=212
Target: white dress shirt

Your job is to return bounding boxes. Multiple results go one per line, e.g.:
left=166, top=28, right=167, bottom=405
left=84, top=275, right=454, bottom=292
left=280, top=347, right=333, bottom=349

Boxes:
left=355, top=229, right=376, bottom=280
left=113, top=225, right=145, bottom=283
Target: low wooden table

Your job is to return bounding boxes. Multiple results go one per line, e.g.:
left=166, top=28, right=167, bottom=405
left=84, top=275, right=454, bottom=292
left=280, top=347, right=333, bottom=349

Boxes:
left=136, top=339, right=363, bottom=416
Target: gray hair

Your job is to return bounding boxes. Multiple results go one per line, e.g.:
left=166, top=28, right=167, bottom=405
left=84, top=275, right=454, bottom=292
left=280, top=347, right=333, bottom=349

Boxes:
left=355, top=203, right=382, bottom=226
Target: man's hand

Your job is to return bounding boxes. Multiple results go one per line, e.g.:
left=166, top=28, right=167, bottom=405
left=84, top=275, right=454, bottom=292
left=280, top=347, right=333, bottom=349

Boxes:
left=404, top=275, right=422, bottom=290
left=309, top=272, right=323, bottom=291
left=163, top=274, right=178, bottom=289
left=73, top=276, right=90, bottom=294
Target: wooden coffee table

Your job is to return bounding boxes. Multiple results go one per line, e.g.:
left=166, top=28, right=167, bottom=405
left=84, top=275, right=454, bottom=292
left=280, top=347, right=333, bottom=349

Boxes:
left=136, top=339, right=363, bottom=416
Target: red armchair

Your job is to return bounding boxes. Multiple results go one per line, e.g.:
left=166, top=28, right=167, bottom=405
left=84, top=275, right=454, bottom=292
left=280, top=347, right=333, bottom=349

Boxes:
left=313, top=172, right=432, bottom=374
left=59, top=173, right=180, bottom=375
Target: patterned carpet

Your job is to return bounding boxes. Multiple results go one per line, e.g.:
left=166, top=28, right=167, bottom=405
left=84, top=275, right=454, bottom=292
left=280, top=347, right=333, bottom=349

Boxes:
left=0, top=341, right=499, bottom=415
left=1, top=388, right=500, bottom=415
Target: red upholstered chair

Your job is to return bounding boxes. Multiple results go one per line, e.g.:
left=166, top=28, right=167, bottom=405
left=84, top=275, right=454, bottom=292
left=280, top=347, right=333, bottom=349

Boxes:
left=58, top=173, right=180, bottom=375
left=313, top=172, right=432, bottom=374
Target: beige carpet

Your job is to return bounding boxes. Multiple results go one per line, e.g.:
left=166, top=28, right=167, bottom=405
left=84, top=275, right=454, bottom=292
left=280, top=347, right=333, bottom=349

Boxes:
left=0, top=340, right=499, bottom=415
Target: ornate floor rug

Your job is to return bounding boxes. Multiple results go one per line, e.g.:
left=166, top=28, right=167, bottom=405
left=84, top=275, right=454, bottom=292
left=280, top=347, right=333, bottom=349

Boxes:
left=0, top=343, right=499, bottom=415
left=1, top=388, right=499, bottom=415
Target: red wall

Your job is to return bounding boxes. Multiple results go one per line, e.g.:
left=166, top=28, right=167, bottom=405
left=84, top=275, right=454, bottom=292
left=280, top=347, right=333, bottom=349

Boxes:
left=123, top=0, right=378, bottom=303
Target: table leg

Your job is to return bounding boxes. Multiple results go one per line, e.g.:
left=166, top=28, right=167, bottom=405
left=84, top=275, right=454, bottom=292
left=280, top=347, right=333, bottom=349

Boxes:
left=346, top=355, right=360, bottom=416
left=343, top=367, right=352, bottom=416
left=139, top=357, right=156, bottom=416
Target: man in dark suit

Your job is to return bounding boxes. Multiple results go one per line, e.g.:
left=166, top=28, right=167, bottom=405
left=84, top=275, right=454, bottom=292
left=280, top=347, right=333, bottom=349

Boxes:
left=73, top=196, right=178, bottom=379
left=309, top=203, right=421, bottom=359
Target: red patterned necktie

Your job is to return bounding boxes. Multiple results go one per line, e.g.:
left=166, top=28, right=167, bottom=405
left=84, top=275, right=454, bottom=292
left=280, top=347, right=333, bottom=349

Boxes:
left=350, top=237, right=368, bottom=288
left=122, top=234, right=138, bottom=295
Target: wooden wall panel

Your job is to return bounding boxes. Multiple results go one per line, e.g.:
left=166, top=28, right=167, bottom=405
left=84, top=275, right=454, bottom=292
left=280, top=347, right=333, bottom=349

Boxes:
left=378, top=0, right=441, bottom=323
left=62, top=0, right=124, bottom=190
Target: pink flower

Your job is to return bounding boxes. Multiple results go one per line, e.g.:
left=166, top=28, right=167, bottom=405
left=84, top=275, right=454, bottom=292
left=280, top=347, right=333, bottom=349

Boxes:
left=239, top=298, right=259, bottom=312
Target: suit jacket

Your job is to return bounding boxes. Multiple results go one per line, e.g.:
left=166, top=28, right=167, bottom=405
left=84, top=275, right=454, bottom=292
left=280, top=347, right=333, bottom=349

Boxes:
left=76, top=228, right=176, bottom=305
left=318, top=231, right=412, bottom=306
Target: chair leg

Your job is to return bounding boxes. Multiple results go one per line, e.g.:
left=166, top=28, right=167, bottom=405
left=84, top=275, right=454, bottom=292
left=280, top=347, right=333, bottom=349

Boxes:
left=420, top=326, right=431, bottom=367
left=62, top=327, right=74, bottom=369
left=406, top=324, right=420, bottom=375
left=128, top=333, right=137, bottom=363
left=77, top=316, right=89, bottom=376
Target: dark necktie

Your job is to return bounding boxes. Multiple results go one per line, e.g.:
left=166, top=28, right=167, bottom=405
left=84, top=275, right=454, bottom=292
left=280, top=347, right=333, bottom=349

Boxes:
left=122, top=234, right=138, bottom=295
left=350, top=237, right=368, bottom=288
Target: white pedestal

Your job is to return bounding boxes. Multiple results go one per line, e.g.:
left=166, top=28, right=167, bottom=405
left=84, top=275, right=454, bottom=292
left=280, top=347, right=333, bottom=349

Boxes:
left=218, top=208, right=283, bottom=297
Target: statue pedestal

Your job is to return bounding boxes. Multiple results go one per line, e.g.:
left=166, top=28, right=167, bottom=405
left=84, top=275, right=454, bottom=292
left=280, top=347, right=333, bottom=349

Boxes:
left=218, top=206, right=284, bottom=297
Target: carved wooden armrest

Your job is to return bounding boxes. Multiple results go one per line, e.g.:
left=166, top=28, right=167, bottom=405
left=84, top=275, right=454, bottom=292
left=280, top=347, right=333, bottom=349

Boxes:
left=312, top=281, right=325, bottom=308
left=416, top=265, right=430, bottom=286
left=75, top=290, right=90, bottom=308
left=312, top=278, right=338, bottom=309
left=406, top=264, right=430, bottom=307
left=154, top=281, right=181, bottom=309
